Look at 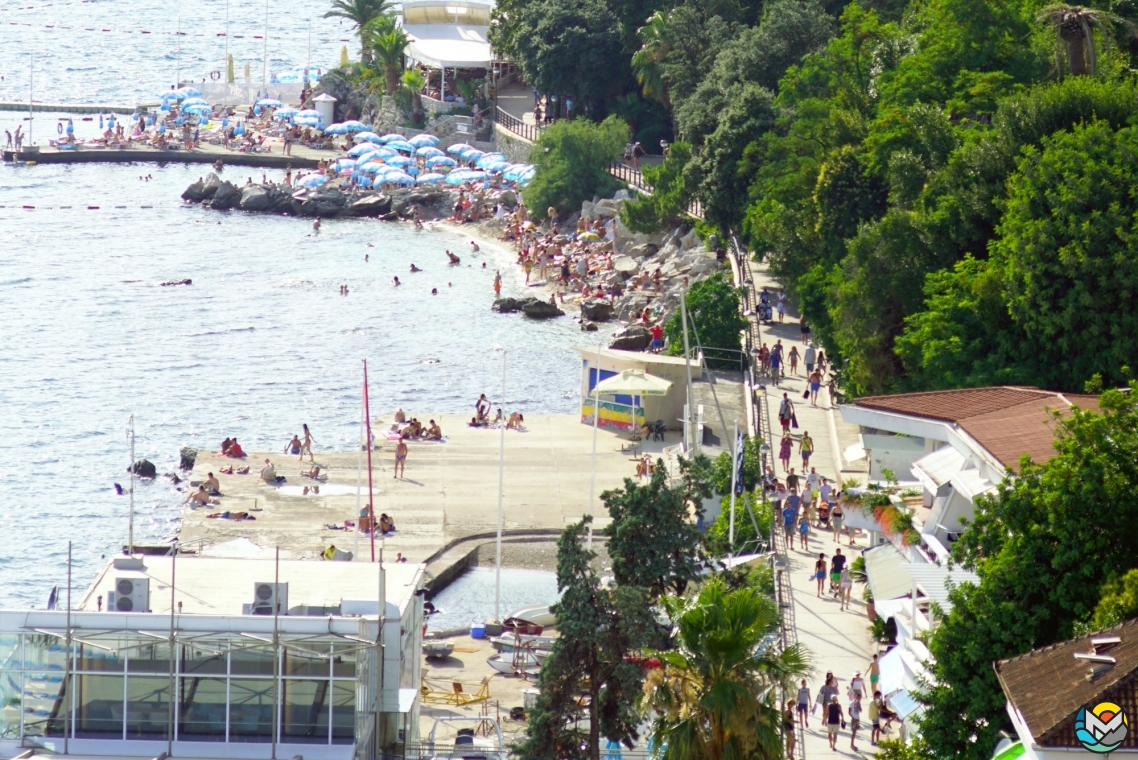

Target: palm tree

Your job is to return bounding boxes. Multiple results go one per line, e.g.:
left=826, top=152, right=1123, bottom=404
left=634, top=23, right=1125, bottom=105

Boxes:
left=365, top=15, right=408, bottom=95
left=324, top=0, right=393, bottom=61
left=632, top=10, right=672, bottom=107
left=400, top=69, right=428, bottom=125
left=642, top=578, right=810, bottom=760
left=1036, top=4, right=1138, bottom=76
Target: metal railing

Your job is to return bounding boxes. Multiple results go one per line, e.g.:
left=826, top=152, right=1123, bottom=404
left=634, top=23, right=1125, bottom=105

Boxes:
left=608, top=160, right=704, bottom=219
left=493, top=106, right=543, bottom=142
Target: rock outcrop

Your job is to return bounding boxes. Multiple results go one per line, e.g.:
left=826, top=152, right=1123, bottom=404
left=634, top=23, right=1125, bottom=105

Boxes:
left=521, top=297, right=564, bottom=319
left=130, top=459, right=157, bottom=479
left=179, top=447, right=198, bottom=471
left=609, top=325, right=652, bottom=351
left=184, top=177, right=455, bottom=220
left=580, top=300, right=614, bottom=322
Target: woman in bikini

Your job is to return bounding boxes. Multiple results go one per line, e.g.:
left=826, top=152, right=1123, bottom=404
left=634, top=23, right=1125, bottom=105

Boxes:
left=300, top=424, right=315, bottom=462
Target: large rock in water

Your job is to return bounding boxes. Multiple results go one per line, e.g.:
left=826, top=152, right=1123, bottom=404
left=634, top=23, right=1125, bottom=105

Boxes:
left=609, top=325, right=652, bottom=351
left=182, top=180, right=206, bottom=202
left=201, top=172, right=223, bottom=198
left=240, top=185, right=272, bottom=211
left=179, top=447, right=199, bottom=471
left=351, top=193, right=392, bottom=217
left=492, top=297, right=522, bottom=313
left=129, top=459, right=157, bottom=479
left=208, top=180, right=241, bottom=210
left=520, top=297, right=564, bottom=319
left=580, top=299, right=614, bottom=321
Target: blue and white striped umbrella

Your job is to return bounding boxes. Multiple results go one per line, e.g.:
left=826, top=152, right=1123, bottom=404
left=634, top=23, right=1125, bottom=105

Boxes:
left=385, top=155, right=413, bottom=166
left=416, top=146, right=446, bottom=158
left=386, top=140, right=415, bottom=153
left=296, top=174, right=327, bottom=187
left=181, top=97, right=209, bottom=107
left=459, top=148, right=486, bottom=161
left=256, top=98, right=284, bottom=108
left=379, top=133, right=405, bottom=143
left=323, top=123, right=352, bottom=134
left=338, top=120, right=368, bottom=132
left=426, top=156, right=457, bottom=168
left=445, top=170, right=487, bottom=184
left=358, top=161, right=387, bottom=174
left=416, top=172, right=446, bottom=184
left=274, top=107, right=300, bottom=118
left=409, top=133, right=440, bottom=147
left=485, top=161, right=511, bottom=173
left=447, top=142, right=474, bottom=154
left=354, top=131, right=383, bottom=143
left=380, top=171, right=415, bottom=185
left=476, top=152, right=507, bottom=168
left=348, top=143, right=379, bottom=157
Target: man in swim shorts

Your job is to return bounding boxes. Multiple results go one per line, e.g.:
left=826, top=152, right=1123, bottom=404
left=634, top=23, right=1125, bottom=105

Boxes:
left=394, top=438, right=408, bottom=478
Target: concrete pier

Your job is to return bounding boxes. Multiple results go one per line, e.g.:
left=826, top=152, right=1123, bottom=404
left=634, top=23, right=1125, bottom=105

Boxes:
left=3, top=144, right=319, bottom=168
left=0, top=101, right=155, bottom=114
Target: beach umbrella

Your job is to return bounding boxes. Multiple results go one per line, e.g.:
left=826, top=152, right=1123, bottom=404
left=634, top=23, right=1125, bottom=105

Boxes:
left=445, top=170, right=487, bottom=185
left=324, top=122, right=351, bottom=134
left=175, top=115, right=185, bottom=125
left=426, top=155, right=457, bottom=168
left=459, top=147, right=486, bottom=161
left=485, top=161, right=511, bottom=173
left=253, top=105, right=262, bottom=115
left=159, top=102, right=171, bottom=112
left=504, top=164, right=534, bottom=181
left=183, top=104, right=211, bottom=114
left=66, top=119, right=74, bottom=134
left=339, top=120, right=368, bottom=132
left=386, top=140, right=414, bottom=152
left=348, top=143, right=379, bottom=157
left=332, top=157, right=356, bottom=170
left=256, top=98, right=283, bottom=108
left=409, top=133, right=440, bottom=147
left=447, top=142, right=474, bottom=154
left=416, top=146, right=445, bottom=158
left=354, top=131, right=383, bottom=143
left=176, top=86, right=202, bottom=97
left=274, top=107, right=299, bottom=118
left=158, top=122, right=166, bottom=134
left=297, top=109, right=322, bottom=118
left=385, top=155, right=412, bottom=166
left=476, top=152, right=506, bottom=168
left=578, top=231, right=600, bottom=242
left=405, top=165, right=420, bottom=176
left=99, top=114, right=104, bottom=129
left=234, top=120, right=246, bottom=136
left=416, top=172, right=446, bottom=184
left=182, top=97, right=209, bottom=107
left=379, top=133, right=405, bottom=143
left=354, top=152, right=382, bottom=166
left=359, top=161, right=387, bottom=174
left=595, top=369, right=673, bottom=397
left=222, top=115, right=229, bottom=128
left=381, top=171, right=415, bottom=185
left=296, top=174, right=327, bottom=188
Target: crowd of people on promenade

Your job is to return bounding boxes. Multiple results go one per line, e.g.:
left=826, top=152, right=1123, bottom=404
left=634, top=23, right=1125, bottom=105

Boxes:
left=785, top=665, right=903, bottom=754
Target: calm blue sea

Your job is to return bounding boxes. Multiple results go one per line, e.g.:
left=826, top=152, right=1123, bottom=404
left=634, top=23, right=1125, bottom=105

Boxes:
left=0, top=161, right=583, bottom=608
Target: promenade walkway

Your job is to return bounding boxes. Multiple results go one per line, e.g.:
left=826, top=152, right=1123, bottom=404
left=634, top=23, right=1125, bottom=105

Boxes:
left=738, top=251, right=882, bottom=757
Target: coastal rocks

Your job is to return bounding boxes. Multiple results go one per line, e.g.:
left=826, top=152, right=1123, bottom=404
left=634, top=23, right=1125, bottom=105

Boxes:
left=492, top=297, right=522, bottom=313
left=202, top=173, right=223, bottom=198
left=181, top=180, right=206, bottom=202
left=626, top=243, right=659, bottom=259
left=609, top=325, right=652, bottom=351
left=351, top=194, right=393, bottom=216
left=130, top=459, right=157, bottom=479
left=612, top=256, right=638, bottom=276
left=493, top=296, right=564, bottom=318
left=161, top=279, right=192, bottom=286
left=521, top=297, right=564, bottom=319
left=179, top=447, right=198, bottom=471
left=391, top=185, right=449, bottom=217
left=580, top=299, right=614, bottom=322
left=239, top=185, right=272, bottom=211
left=498, top=190, right=518, bottom=207
left=581, top=321, right=599, bottom=332
left=208, top=180, right=241, bottom=210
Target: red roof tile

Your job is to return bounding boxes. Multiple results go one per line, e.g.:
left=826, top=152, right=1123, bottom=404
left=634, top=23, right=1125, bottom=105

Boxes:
left=854, top=387, right=1099, bottom=472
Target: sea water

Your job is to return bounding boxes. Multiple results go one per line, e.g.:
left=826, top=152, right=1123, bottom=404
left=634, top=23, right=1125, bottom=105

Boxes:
left=426, top=567, right=560, bottom=633
left=0, top=162, right=585, bottom=607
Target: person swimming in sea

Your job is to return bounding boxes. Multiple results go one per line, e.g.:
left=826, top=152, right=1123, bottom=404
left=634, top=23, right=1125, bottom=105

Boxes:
left=393, top=276, right=401, bottom=286
left=431, top=287, right=438, bottom=295
left=410, top=264, right=422, bottom=272
left=446, top=250, right=460, bottom=265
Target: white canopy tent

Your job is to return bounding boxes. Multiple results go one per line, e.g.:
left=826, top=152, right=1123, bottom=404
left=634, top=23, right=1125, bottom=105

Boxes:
left=402, top=0, right=495, bottom=103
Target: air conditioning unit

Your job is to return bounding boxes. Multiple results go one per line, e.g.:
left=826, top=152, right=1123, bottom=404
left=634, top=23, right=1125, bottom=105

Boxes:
left=108, top=577, right=149, bottom=612
left=251, top=582, right=288, bottom=616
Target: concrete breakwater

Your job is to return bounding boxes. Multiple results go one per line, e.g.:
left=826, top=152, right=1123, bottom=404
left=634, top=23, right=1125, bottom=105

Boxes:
left=181, top=171, right=457, bottom=218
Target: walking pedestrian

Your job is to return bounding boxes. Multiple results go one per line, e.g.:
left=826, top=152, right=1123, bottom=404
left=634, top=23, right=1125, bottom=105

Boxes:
left=831, top=499, right=845, bottom=543
left=799, top=431, right=814, bottom=469
left=777, top=289, right=787, bottom=323
left=783, top=700, right=797, bottom=758
left=804, top=343, right=816, bottom=374
left=809, top=369, right=823, bottom=406
left=830, top=548, right=846, bottom=596
left=797, top=513, right=810, bottom=549
left=814, top=553, right=827, bottom=597
left=779, top=435, right=793, bottom=472
left=300, top=423, right=316, bottom=462
left=778, top=392, right=794, bottom=435
left=869, top=691, right=883, bottom=745
left=840, top=565, right=853, bottom=610
left=849, top=696, right=862, bottom=751
left=769, top=344, right=782, bottom=383
left=796, top=679, right=812, bottom=728
left=826, top=695, right=844, bottom=750
left=868, top=654, right=881, bottom=700
left=781, top=499, right=797, bottom=551
left=850, top=671, right=866, bottom=700
left=788, top=345, right=799, bottom=375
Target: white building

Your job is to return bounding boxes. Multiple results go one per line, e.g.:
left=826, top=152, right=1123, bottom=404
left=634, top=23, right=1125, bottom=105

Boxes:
left=0, top=555, right=424, bottom=760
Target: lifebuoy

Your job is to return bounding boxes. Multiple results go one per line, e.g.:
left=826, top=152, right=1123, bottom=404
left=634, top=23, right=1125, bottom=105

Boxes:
left=57, top=122, right=63, bottom=134
left=210, top=70, right=221, bottom=81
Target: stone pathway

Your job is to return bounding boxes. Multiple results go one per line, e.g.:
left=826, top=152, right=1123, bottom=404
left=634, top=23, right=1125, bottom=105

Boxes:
left=738, top=252, right=881, bottom=757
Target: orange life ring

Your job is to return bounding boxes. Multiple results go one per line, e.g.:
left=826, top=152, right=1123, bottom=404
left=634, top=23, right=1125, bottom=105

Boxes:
left=210, top=70, right=221, bottom=81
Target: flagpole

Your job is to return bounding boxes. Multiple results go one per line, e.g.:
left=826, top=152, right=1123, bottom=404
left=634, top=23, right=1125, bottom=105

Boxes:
left=729, top=419, right=738, bottom=550
left=353, top=381, right=364, bottom=559
left=364, top=360, right=376, bottom=562
left=587, top=341, right=601, bottom=549
left=128, top=414, right=135, bottom=555
left=494, top=349, right=506, bottom=621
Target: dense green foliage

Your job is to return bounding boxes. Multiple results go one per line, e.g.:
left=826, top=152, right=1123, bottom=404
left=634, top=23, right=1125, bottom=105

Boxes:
left=523, top=117, right=630, bottom=217
left=517, top=517, right=658, bottom=760
left=920, top=384, right=1138, bottom=758
left=663, top=273, right=747, bottom=368
left=621, top=142, right=695, bottom=232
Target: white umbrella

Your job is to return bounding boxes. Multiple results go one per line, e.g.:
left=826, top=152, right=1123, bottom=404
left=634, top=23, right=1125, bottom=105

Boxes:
left=594, top=369, right=673, bottom=396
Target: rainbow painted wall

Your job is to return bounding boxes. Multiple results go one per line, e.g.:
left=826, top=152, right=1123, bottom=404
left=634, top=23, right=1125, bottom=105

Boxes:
left=580, top=397, right=645, bottom=431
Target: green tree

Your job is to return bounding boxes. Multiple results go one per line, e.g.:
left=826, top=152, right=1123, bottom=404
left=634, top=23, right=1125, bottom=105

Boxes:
left=643, top=578, right=810, bottom=760
left=323, top=0, right=392, bottom=60
left=621, top=141, right=695, bottom=232
left=364, top=15, right=407, bottom=95
left=991, top=120, right=1138, bottom=390
left=706, top=492, right=773, bottom=555
left=516, top=517, right=657, bottom=760
left=633, top=10, right=673, bottom=106
left=663, top=273, right=747, bottom=368
left=920, top=383, right=1138, bottom=759
left=512, top=0, right=626, bottom=112
left=1036, top=5, right=1137, bottom=77
left=523, top=116, right=629, bottom=217
left=1090, top=568, right=1138, bottom=629
left=602, top=465, right=706, bottom=598
left=398, top=69, right=427, bottom=125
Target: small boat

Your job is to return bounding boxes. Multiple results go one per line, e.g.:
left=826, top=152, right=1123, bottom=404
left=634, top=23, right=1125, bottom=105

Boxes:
left=422, top=641, right=455, bottom=660
left=487, top=653, right=541, bottom=676
left=505, top=604, right=557, bottom=628
left=490, top=634, right=557, bottom=653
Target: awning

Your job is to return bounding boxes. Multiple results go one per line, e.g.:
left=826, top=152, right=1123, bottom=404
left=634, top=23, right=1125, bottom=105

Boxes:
left=877, top=646, right=907, bottom=696
left=404, top=24, right=492, bottom=68
left=888, top=689, right=923, bottom=719
left=905, top=563, right=980, bottom=614
left=865, top=544, right=914, bottom=602
left=910, top=446, right=966, bottom=492
left=872, top=597, right=910, bottom=622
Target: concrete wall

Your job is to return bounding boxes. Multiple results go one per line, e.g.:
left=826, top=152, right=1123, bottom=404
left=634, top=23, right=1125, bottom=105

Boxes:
left=493, top=123, right=534, bottom=163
